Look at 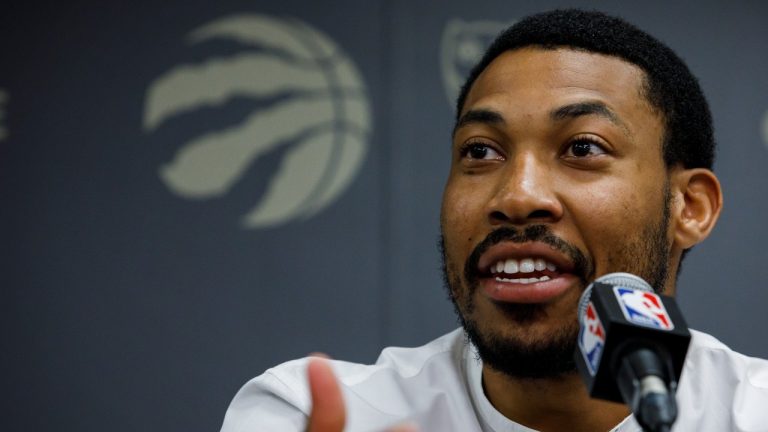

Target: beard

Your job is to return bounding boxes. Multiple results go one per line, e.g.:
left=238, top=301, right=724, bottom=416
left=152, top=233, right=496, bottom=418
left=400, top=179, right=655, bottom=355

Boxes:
left=440, top=189, right=672, bottom=380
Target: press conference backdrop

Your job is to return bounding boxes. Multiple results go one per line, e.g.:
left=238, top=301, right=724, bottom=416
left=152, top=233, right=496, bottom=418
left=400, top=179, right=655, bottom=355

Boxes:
left=1, top=1, right=766, bottom=431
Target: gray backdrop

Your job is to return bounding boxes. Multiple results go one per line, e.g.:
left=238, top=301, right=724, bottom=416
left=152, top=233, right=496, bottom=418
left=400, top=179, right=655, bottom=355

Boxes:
left=2, top=1, right=767, bottom=431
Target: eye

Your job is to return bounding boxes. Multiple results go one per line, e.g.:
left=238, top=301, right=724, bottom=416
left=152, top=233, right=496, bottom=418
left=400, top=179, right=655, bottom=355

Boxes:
left=563, top=136, right=607, bottom=158
left=459, top=142, right=503, bottom=161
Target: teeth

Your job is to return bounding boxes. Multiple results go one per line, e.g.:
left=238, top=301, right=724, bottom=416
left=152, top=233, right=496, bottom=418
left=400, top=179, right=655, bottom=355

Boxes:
left=490, top=258, right=558, bottom=275
left=495, top=275, right=551, bottom=284
left=504, top=259, right=519, bottom=274
left=519, top=258, right=535, bottom=273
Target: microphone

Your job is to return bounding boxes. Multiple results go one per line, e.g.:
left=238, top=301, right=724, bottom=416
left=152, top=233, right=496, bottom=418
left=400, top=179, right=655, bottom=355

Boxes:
left=574, top=273, right=691, bottom=432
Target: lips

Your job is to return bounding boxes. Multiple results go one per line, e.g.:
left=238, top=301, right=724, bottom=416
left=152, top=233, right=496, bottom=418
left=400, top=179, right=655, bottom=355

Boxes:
left=476, top=242, right=578, bottom=303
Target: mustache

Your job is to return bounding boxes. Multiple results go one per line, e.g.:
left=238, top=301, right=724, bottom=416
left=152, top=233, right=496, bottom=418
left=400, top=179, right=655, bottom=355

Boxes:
left=464, top=225, right=592, bottom=286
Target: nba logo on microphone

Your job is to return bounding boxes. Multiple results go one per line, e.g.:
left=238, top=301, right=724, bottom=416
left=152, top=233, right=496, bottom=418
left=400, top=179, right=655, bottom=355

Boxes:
left=578, top=302, right=606, bottom=375
left=614, top=287, right=674, bottom=330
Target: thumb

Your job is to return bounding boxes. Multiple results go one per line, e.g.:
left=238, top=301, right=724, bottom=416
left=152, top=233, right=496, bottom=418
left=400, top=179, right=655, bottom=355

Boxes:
left=306, top=357, right=346, bottom=432
left=388, top=422, right=420, bottom=432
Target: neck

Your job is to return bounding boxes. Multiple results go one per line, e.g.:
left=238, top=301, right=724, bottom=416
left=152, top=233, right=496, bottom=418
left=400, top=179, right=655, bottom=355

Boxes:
left=482, top=366, right=630, bottom=432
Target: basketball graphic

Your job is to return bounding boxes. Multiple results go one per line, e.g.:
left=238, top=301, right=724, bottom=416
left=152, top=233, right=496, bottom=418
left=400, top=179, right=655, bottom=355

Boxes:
left=143, top=14, right=371, bottom=228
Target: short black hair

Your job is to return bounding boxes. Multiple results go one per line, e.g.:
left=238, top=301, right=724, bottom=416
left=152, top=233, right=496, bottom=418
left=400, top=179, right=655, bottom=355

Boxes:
left=456, top=9, right=715, bottom=170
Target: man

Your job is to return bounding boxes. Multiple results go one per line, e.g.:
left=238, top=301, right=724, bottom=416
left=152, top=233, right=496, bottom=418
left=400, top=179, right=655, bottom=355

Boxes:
left=221, top=9, right=768, bottom=432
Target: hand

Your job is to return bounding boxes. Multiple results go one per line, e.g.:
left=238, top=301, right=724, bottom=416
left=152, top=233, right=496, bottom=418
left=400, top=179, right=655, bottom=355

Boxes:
left=306, top=357, right=345, bottom=432
left=305, top=357, right=419, bottom=432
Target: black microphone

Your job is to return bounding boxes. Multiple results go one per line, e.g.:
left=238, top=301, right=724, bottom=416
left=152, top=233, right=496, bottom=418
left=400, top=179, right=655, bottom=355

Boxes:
left=574, top=273, right=691, bottom=432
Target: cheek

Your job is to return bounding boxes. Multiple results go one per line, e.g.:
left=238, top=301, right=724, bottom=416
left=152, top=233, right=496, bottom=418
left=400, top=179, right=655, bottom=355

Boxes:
left=586, top=187, right=638, bottom=221
left=441, top=181, right=482, bottom=240
left=440, top=179, right=489, bottom=281
left=568, top=178, right=662, bottom=258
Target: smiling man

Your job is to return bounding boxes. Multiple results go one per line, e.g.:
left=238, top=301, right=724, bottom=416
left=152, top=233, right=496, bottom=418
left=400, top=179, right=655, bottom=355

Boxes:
left=221, top=9, right=768, bottom=432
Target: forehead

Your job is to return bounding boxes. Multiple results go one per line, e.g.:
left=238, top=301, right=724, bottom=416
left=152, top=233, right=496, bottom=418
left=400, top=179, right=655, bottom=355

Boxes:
left=462, top=47, right=660, bottom=133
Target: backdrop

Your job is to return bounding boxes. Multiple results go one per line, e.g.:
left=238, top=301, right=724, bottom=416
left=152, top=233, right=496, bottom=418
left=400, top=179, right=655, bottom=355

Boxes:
left=2, top=1, right=767, bottom=431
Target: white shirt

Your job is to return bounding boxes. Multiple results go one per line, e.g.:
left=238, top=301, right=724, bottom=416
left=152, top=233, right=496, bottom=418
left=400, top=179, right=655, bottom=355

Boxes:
left=220, top=329, right=768, bottom=431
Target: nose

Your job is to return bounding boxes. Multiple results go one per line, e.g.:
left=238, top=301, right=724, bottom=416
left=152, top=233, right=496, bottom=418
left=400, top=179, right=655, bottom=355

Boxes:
left=486, top=151, right=563, bottom=225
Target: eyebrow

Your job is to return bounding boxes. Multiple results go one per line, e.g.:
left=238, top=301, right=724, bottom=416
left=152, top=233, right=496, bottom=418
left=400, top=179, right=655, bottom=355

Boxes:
left=453, top=101, right=630, bottom=137
left=550, top=101, right=630, bottom=134
left=453, top=109, right=505, bottom=136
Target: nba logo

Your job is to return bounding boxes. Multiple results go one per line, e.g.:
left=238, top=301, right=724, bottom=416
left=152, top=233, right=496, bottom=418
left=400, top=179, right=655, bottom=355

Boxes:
left=614, top=287, right=674, bottom=330
left=578, top=302, right=606, bottom=375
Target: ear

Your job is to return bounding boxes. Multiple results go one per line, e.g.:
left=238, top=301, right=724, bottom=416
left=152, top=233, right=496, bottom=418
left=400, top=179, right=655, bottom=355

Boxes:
left=670, top=168, right=723, bottom=250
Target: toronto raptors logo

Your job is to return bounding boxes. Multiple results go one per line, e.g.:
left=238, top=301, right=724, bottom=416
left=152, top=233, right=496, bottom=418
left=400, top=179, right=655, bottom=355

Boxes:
left=143, top=14, right=371, bottom=229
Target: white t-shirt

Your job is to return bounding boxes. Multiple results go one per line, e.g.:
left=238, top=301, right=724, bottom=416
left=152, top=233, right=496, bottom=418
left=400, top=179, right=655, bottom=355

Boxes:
left=220, top=329, right=768, bottom=431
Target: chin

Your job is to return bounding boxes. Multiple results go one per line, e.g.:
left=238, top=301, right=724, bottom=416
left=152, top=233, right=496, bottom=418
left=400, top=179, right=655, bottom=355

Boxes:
left=460, top=303, right=580, bottom=379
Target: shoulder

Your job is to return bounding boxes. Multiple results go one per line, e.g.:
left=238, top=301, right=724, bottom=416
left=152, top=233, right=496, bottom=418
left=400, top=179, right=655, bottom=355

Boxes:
left=675, top=329, right=768, bottom=431
left=684, top=329, right=768, bottom=382
left=369, top=328, right=469, bottom=379
left=219, top=357, right=312, bottom=432
left=220, top=329, right=472, bottom=432
left=262, top=328, right=467, bottom=393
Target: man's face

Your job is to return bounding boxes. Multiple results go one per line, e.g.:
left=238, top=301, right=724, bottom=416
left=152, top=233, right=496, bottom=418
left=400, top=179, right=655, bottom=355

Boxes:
left=441, top=47, right=672, bottom=378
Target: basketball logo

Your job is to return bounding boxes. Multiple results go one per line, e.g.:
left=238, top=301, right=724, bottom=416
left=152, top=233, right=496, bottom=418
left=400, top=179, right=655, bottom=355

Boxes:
left=143, top=14, right=371, bottom=228
left=578, top=302, right=606, bottom=375
left=614, top=287, right=674, bottom=331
